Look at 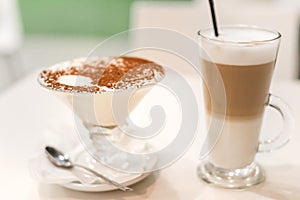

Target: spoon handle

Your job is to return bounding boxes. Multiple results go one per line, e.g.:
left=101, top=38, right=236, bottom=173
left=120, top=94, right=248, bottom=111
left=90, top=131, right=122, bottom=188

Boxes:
left=73, top=164, right=133, bottom=192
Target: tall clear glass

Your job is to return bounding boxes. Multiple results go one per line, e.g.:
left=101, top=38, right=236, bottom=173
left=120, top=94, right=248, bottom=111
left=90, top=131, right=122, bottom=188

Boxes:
left=197, top=25, right=293, bottom=189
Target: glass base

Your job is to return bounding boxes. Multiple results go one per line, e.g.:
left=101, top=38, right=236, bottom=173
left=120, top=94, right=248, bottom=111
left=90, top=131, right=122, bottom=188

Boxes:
left=197, top=162, right=265, bottom=189
left=79, top=126, right=158, bottom=173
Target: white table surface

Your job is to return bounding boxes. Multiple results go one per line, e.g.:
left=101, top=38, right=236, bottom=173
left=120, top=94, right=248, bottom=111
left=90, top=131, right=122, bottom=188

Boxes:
left=1, top=71, right=300, bottom=200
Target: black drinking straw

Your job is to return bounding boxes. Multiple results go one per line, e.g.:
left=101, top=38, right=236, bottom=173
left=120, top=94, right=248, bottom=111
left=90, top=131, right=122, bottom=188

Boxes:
left=208, top=0, right=219, bottom=37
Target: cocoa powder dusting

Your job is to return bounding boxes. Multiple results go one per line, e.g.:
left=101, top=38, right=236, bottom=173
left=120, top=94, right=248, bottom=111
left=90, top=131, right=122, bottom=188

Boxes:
left=38, top=56, right=165, bottom=93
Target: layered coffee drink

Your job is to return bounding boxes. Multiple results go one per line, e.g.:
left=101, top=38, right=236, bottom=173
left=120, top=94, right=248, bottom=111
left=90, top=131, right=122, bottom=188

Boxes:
left=38, top=57, right=165, bottom=174
left=38, top=56, right=165, bottom=127
left=200, top=27, right=279, bottom=169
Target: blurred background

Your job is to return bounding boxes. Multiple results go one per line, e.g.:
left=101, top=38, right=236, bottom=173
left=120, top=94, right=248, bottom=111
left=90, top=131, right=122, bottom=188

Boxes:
left=0, top=0, right=299, bottom=93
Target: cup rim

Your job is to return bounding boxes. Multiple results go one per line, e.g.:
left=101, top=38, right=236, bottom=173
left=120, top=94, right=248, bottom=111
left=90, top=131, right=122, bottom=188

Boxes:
left=197, top=24, right=281, bottom=44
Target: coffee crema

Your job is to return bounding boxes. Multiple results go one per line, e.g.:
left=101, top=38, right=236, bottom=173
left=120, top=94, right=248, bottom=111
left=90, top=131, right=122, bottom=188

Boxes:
left=39, top=56, right=165, bottom=93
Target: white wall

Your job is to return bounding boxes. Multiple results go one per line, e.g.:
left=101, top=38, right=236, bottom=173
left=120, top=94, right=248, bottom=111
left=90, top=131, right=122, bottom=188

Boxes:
left=0, top=36, right=104, bottom=92
left=130, top=0, right=300, bottom=80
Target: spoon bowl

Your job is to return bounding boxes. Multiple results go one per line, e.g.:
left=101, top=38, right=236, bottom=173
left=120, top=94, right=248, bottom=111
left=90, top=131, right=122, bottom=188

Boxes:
left=45, top=146, right=73, bottom=168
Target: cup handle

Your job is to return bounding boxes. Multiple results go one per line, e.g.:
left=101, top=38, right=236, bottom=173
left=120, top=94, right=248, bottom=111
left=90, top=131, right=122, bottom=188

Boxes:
left=258, top=94, right=294, bottom=153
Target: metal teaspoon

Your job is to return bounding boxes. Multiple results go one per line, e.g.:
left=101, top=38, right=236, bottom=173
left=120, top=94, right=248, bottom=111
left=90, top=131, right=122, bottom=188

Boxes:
left=45, top=146, right=133, bottom=191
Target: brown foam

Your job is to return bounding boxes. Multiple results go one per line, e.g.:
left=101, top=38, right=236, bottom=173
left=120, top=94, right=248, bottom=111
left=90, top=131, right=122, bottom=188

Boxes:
left=39, top=56, right=165, bottom=93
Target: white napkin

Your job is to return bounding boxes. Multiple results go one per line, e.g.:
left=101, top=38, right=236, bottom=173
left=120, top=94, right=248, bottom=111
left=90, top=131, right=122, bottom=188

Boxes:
left=29, top=153, right=102, bottom=185
left=28, top=123, right=149, bottom=187
left=28, top=122, right=102, bottom=186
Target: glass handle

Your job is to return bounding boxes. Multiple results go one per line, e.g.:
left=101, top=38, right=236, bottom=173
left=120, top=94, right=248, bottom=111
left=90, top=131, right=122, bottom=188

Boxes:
left=258, top=94, right=294, bottom=153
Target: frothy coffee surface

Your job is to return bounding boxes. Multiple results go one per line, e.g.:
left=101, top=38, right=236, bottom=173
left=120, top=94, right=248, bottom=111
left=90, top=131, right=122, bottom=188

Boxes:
left=205, top=28, right=277, bottom=43
left=200, top=27, right=279, bottom=66
left=39, top=56, right=165, bottom=93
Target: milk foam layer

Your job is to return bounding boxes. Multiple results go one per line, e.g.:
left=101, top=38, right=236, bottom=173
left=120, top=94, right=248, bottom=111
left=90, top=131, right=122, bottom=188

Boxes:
left=200, top=27, right=280, bottom=65
left=58, top=75, right=93, bottom=86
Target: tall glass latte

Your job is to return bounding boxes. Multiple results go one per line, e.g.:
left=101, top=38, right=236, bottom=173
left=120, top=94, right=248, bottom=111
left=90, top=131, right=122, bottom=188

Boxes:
left=198, top=25, right=293, bottom=189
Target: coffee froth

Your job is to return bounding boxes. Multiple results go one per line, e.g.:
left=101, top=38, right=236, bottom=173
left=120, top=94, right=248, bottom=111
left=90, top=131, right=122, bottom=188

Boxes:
left=200, top=26, right=279, bottom=66
left=39, top=56, right=165, bottom=93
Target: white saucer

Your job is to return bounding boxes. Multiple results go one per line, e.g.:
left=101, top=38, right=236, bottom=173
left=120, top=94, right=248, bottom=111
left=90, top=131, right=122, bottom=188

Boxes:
left=63, top=173, right=150, bottom=192
left=30, top=145, right=153, bottom=192
left=64, top=145, right=153, bottom=192
left=35, top=144, right=153, bottom=192
left=55, top=146, right=150, bottom=192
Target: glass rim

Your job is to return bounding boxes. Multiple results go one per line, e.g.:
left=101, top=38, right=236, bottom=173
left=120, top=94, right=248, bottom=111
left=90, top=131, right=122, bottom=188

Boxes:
left=197, top=24, right=281, bottom=44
